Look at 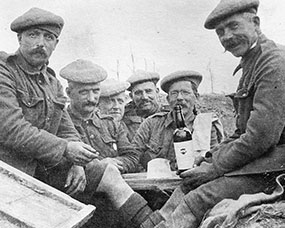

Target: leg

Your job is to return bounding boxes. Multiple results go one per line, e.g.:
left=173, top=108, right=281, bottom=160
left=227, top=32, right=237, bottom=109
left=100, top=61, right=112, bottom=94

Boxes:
left=92, top=163, right=154, bottom=227
left=155, top=174, right=275, bottom=228
left=159, top=186, right=185, bottom=219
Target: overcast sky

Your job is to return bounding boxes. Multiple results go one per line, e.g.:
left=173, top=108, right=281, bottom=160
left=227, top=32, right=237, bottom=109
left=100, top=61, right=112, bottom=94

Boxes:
left=1, top=0, right=284, bottom=94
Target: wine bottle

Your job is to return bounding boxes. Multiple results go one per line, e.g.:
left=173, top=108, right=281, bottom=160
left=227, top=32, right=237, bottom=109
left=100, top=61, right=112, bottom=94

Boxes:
left=173, top=104, right=194, bottom=172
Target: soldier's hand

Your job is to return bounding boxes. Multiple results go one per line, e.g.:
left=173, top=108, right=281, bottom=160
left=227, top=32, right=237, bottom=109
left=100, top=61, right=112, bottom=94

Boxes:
left=65, top=141, right=99, bottom=166
left=65, top=165, right=86, bottom=196
left=101, top=157, right=124, bottom=172
left=180, top=162, right=219, bottom=192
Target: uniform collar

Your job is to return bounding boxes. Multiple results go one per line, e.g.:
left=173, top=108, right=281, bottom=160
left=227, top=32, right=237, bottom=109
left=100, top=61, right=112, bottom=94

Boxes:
left=233, top=34, right=265, bottom=76
left=67, top=106, right=101, bottom=128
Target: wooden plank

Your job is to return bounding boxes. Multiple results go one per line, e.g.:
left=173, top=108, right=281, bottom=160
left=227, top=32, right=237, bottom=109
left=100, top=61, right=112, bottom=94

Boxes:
left=122, top=172, right=182, bottom=191
left=0, top=160, right=95, bottom=228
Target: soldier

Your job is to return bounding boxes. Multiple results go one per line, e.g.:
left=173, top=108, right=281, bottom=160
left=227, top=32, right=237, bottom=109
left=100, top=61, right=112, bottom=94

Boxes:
left=0, top=7, right=98, bottom=196
left=98, top=78, right=130, bottom=122
left=133, top=71, right=224, bottom=172
left=98, top=78, right=131, bottom=140
left=61, top=59, right=138, bottom=174
left=77, top=0, right=285, bottom=227
left=123, top=69, right=165, bottom=140
left=60, top=59, right=138, bottom=228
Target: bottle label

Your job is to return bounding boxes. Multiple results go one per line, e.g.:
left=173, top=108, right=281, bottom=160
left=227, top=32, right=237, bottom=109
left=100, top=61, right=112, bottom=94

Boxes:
left=174, top=140, right=194, bottom=170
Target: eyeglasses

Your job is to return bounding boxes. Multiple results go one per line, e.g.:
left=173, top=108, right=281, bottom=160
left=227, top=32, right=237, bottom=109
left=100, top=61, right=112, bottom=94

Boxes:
left=169, top=90, right=193, bottom=98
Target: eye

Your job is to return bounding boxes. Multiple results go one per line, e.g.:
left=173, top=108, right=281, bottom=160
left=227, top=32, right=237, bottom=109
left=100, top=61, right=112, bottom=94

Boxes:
left=92, top=89, right=100, bottom=94
left=118, top=99, right=124, bottom=104
left=79, top=90, right=88, bottom=95
left=134, top=90, right=142, bottom=96
left=44, top=33, right=55, bottom=41
left=28, top=32, right=36, bottom=38
left=170, top=91, right=179, bottom=97
left=145, top=89, right=153, bottom=94
left=229, top=22, right=239, bottom=30
left=181, top=90, right=192, bottom=96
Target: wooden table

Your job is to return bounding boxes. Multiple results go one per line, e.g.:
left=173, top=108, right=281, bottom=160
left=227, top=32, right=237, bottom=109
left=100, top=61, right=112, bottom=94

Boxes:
left=0, top=160, right=95, bottom=228
left=122, top=172, right=182, bottom=191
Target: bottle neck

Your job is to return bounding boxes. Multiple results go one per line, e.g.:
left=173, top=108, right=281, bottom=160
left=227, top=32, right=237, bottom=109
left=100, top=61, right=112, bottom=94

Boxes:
left=174, top=107, right=186, bottom=129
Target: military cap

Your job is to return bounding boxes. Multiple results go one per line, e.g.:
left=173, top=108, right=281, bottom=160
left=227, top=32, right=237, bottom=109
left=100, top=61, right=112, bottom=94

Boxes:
left=204, top=0, right=259, bottom=29
left=10, top=7, right=64, bottom=37
left=100, top=78, right=130, bottom=97
left=127, top=69, right=160, bottom=91
left=60, top=59, right=107, bottom=84
left=160, top=70, right=202, bottom=93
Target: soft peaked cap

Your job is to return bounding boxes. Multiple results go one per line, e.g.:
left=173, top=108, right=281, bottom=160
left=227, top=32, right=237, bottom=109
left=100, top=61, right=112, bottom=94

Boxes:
left=60, top=59, right=107, bottom=84
left=204, top=0, right=259, bottom=29
left=127, top=70, right=160, bottom=91
left=100, top=78, right=130, bottom=97
left=10, top=7, right=64, bottom=37
left=160, top=71, right=202, bottom=93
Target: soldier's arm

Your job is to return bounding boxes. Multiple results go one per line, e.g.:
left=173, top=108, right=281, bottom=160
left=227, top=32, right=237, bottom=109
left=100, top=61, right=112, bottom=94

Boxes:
left=115, top=122, right=140, bottom=173
left=0, top=62, right=67, bottom=168
left=212, top=51, right=285, bottom=175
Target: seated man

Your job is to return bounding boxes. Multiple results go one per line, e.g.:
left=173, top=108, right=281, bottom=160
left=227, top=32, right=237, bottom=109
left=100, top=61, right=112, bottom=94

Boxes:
left=123, top=70, right=165, bottom=140
left=61, top=59, right=138, bottom=174
left=98, top=78, right=131, bottom=138
left=58, top=59, right=139, bottom=228
left=0, top=7, right=98, bottom=196
left=133, top=70, right=224, bottom=171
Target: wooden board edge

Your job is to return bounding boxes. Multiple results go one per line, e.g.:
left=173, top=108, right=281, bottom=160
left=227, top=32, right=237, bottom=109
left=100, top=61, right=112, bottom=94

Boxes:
left=56, top=205, right=96, bottom=228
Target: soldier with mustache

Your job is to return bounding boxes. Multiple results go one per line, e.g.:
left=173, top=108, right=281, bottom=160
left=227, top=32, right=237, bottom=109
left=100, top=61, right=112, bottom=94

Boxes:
left=0, top=8, right=99, bottom=196
left=132, top=71, right=223, bottom=172
left=123, top=69, right=165, bottom=141
left=60, top=59, right=139, bottom=228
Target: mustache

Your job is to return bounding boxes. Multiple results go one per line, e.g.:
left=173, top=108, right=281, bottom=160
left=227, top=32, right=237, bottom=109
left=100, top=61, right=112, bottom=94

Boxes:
left=30, top=47, right=48, bottom=56
left=84, top=101, right=97, bottom=107
left=222, top=35, right=248, bottom=51
left=138, top=98, right=152, bottom=104
left=174, top=102, right=187, bottom=108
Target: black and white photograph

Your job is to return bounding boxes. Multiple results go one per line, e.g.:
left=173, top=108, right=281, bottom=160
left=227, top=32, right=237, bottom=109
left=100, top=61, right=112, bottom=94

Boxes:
left=0, top=0, right=285, bottom=227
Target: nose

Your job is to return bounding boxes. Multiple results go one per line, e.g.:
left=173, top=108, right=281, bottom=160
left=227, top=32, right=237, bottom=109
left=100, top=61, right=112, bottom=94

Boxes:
left=36, top=34, right=45, bottom=48
left=176, top=91, right=184, bottom=100
left=113, top=100, right=119, bottom=108
left=141, top=91, right=148, bottom=99
left=87, top=91, right=96, bottom=102
left=221, top=28, right=234, bottom=42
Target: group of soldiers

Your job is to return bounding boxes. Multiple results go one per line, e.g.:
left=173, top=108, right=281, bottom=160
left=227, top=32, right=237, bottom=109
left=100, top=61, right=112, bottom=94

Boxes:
left=1, top=0, right=285, bottom=227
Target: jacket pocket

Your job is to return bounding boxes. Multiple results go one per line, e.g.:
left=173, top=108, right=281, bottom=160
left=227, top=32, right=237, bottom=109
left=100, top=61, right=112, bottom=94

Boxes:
left=17, top=90, right=44, bottom=125
left=101, top=135, right=117, bottom=151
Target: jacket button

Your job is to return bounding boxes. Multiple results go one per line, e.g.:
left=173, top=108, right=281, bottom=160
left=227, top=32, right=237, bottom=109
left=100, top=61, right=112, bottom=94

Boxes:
left=90, top=135, right=95, bottom=139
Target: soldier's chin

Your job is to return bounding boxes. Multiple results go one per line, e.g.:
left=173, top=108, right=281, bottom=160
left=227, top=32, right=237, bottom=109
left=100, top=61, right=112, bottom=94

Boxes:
left=140, top=102, right=152, bottom=109
left=83, top=105, right=96, bottom=112
left=110, top=113, right=122, bottom=121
